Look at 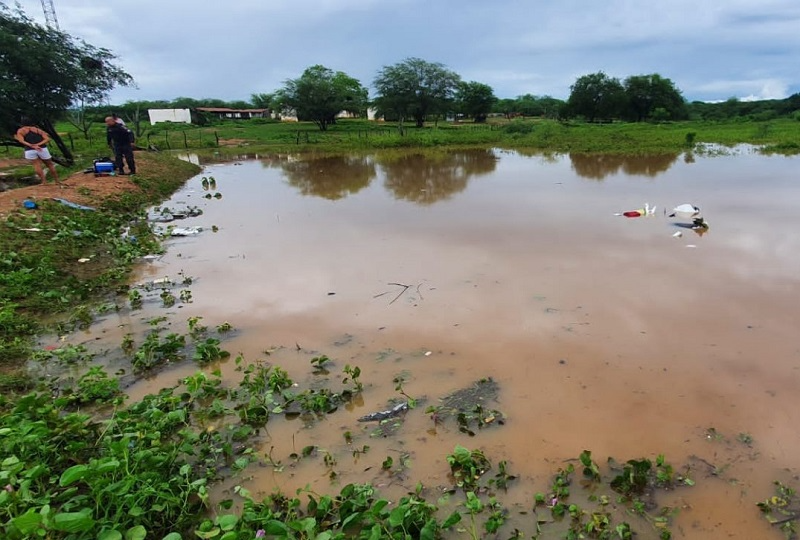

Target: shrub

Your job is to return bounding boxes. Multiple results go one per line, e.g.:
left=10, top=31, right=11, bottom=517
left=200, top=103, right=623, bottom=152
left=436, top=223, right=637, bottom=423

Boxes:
left=503, top=120, right=534, bottom=134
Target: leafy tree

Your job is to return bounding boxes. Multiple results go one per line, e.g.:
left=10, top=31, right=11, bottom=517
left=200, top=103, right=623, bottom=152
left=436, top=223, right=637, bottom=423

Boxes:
left=171, top=97, right=203, bottom=109
left=537, top=96, right=565, bottom=119
left=227, top=100, right=252, bottom=110
left=251, top=92, right=275, bottom=110
left=494, top=98, right=518, bottom=119
left=276, top=65, right=368, bottom=131
left=373, top=58, right=461, bottom=127
left=623, top=74, right=686, bottom=121
left=455, top=81, right=497, bottom=123
left=0, top=4, right=132, bottom=163
left=565, top=72, right=625, bottom=122
left=515, top=94, right=542, bottom=116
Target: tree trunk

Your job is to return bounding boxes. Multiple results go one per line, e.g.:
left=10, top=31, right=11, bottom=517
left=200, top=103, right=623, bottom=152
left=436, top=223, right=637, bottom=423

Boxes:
left=40, top=119, right=74, bottom=165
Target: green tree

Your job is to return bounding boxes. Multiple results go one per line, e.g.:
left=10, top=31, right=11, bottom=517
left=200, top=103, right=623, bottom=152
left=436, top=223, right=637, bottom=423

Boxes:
left=493, top=98, right=518, bottom=119
left=373, top=58, right=461, bottom=127
left=251, top=92, right=275, bottom=110
left=565, top=72, right=625, bottom=122
left=0, top=4, right=132, bottom=163
left=623, top=74, right=687, bottom=121
left=537, top=96, right=565, bottom=119
left=515, top=94, right=542, bottom=116
left=276, top=65, right=367, bottom=131
left=455, top=81, right=497, bottom=123
left=227, top=100, right=252, bottom=110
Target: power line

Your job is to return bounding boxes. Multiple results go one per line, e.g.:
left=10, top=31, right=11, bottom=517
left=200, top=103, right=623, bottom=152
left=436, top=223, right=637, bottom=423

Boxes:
left=40, top=0, right=60, bottom=31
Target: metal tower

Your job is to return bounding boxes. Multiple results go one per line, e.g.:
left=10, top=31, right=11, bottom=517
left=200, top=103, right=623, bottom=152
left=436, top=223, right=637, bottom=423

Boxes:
left=40, top=0, right=60, bottom=30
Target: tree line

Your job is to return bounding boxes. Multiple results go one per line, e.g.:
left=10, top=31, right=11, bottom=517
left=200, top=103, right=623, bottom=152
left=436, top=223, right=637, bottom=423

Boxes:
left=94, top=64, right=800, bottom=134
left=3, top=3, right=800, bottom=158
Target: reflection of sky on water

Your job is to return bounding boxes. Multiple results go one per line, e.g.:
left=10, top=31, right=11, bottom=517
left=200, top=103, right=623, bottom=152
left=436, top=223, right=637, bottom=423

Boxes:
left=157, top=149, right=800, bottom=323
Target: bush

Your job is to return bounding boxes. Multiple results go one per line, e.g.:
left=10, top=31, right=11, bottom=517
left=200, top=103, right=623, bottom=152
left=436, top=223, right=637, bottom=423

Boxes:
left=503, top=120, right=534, bottom=134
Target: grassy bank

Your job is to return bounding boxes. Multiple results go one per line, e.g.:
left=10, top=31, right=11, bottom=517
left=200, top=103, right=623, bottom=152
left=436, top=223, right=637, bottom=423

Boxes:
left=0, top=153, right=200, bottom=389
left=36, top=117, right=800, bottom=161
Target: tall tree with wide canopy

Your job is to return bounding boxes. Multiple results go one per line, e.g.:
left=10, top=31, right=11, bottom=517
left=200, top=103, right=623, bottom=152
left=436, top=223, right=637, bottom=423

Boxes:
left=623, top=74, right=687, bottom=121
left=373, top=58, right=461, bottom=127
left=566, top=72, right=626, bottom=122
left=277, top=65, right=368, bottom=131
left=455, top=81, right=497, bottom=123
left=0, top=5, right=132, bottom=163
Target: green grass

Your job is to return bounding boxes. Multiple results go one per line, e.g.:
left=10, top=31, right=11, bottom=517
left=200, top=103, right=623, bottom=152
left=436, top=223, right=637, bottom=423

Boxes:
left=47, top=116, right=800, bottom=160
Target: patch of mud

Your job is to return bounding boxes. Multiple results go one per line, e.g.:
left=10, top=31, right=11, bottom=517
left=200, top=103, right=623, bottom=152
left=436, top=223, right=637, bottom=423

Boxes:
left=434, top=377, right=505, bottom=435
left=216, top=138, right=250, bottom=147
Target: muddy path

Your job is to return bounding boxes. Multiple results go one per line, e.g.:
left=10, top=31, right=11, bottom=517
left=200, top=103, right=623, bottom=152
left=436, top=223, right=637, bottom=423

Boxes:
left=0, top=153, right=183, bottom=217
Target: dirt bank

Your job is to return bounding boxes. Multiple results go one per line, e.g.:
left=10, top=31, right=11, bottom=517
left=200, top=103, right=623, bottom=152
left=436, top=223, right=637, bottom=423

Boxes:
left=0, top=153, right=188, bottom=217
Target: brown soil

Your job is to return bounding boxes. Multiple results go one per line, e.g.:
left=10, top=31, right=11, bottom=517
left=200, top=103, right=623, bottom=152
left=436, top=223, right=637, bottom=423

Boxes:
left=0, top=158, right=27, bottom=169
left=217, top=138, right=250, bottom=146
left=0, top=153, right=160, bottom=217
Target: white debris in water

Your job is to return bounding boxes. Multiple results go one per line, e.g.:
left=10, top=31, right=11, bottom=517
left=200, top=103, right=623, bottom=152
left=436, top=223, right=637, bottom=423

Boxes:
left=672, top=231, right=683, bottom=238
left=170, top=227, right=202, bottom=237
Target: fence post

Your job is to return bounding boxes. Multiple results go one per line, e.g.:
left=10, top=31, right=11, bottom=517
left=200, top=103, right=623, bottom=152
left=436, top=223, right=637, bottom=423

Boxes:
left=165, top=131, right=171, bottom=150
left=214, top=131, right=219, bottom=147
left=183, top=131, right=188, bottom=149
left=68, top=133, right=74, bottom=151
left=147, top=133, right=152, bottom=148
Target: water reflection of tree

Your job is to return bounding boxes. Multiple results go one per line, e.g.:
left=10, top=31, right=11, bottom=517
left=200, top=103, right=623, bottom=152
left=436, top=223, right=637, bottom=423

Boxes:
left=281, top=155, right=376, bottom=200
left=379, top=149, right=497, bottom=204
left=569, top=153, right=678, bottom=180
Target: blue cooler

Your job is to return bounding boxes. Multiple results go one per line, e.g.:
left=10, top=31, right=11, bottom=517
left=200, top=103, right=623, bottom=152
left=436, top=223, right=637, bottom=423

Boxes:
left=93, top=160, right=115, bottom=176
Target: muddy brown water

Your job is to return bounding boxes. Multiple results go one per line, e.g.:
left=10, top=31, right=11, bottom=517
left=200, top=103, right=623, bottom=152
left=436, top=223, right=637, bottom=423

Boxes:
left=74, top=147, right=799, bottom=538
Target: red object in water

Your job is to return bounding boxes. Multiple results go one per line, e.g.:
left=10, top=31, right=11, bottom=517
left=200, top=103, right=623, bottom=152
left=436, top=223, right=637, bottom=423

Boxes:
left=623, top=210, right=644, bottom=218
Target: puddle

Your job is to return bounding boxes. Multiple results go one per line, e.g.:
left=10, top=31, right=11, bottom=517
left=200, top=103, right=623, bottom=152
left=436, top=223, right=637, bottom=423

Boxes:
left=69, top=148, right=800, bottom=538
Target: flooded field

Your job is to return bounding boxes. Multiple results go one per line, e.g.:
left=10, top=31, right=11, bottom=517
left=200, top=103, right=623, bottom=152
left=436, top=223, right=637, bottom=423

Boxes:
left=77, top=148, right=799, bottom=538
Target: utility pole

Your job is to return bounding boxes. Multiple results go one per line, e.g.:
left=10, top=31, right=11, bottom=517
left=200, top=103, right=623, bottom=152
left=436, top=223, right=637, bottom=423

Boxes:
left=40, top=0, right=60, bottom=31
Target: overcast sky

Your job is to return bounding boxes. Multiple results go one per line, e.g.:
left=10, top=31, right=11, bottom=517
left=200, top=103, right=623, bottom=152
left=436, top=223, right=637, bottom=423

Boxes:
left=14, top=0, right=800, bottom=104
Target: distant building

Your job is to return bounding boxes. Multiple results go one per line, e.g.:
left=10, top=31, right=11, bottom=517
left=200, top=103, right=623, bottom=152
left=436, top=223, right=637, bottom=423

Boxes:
left=335, top=108, right=381, bottom=120
left=195, top=107, right=269, bottom=120
left=276, top=108, right=381, bottom=122
left=148, top=108, right=192, bottom=125
left=273, top=109, right=298, bottom=122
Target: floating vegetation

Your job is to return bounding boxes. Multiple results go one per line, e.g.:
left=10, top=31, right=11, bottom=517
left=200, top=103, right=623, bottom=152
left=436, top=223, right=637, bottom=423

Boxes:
left=427, top=377, right=505, bottom=436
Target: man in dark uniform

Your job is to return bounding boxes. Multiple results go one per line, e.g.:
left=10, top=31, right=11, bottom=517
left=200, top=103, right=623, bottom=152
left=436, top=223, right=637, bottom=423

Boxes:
left=105, top=116, right=136, bottom=175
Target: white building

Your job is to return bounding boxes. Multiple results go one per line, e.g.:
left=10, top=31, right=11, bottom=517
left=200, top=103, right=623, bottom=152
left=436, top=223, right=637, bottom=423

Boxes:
left=147, top=108, right=192, bottom=125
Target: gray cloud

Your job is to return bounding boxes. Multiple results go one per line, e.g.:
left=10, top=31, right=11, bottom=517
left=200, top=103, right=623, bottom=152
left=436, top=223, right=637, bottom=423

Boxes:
left=15, top=0, right=800, bottom=103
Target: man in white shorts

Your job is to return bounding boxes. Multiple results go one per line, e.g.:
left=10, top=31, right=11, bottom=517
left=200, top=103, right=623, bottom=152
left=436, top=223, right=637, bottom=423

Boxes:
left=14, top=124, right=61, bottom=185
